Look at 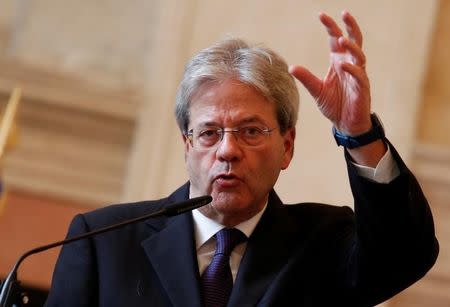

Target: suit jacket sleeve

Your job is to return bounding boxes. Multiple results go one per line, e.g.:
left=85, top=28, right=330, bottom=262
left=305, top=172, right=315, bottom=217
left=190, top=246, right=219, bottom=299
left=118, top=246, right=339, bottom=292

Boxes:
left=345, top=140, right=439, bottom=306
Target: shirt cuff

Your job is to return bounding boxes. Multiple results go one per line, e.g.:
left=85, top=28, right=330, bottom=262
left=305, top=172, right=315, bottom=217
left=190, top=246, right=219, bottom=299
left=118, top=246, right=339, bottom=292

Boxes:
left=351, top=145, right=400, bottom=183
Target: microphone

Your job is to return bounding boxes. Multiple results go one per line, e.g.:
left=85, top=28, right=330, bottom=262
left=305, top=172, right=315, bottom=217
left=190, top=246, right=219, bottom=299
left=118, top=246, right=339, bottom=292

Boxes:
left=0, top=195, right=213, bottom=307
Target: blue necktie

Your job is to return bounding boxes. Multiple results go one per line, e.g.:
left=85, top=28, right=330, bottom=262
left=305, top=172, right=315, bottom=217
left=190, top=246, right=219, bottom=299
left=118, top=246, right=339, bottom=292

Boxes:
left=200, top=228, right=247, bottom=307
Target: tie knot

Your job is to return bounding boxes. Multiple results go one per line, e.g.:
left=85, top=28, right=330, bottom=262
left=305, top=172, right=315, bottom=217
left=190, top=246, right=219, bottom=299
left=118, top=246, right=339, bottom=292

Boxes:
left=214, top=228, right=247, bottom=256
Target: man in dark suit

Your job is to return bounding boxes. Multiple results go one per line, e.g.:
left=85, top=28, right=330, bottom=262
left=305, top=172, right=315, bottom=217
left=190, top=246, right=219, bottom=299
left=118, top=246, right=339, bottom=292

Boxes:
left=45, top=11, right=438, bottom=307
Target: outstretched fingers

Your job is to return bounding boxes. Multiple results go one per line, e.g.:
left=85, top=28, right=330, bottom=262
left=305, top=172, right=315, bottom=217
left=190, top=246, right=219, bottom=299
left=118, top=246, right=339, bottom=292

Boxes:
left=290, top=11, right=369, bottom=104
left=319, top=12, right=343, bottom=37
left=338, top=36, right=366, bottom=68
left=319, top=12, right=344, bottom=52
left=340, top=62, right=368, bottom=87
left=342, top=10, right=363, bottom=48
left=289, top=65, right=323, bottom=99
left=320, top=11, right=365, bottom=58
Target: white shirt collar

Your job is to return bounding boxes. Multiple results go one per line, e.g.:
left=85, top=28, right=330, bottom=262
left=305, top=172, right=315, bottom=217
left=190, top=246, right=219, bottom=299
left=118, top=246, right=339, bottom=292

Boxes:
left=192, top=204, right=267, bottom=250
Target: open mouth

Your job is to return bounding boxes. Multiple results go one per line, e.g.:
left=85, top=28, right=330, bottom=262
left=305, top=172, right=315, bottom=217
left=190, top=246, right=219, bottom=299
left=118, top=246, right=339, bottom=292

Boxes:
left=218, top=174, right=236, bottom=180
left=214, top=174, right=240, bottom=187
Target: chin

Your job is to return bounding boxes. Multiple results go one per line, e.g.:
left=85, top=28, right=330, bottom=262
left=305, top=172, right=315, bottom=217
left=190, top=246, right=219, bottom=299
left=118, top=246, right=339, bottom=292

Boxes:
left=212, top=190, right=246, bottom=206
left=212, top=197, right=254, bottom=219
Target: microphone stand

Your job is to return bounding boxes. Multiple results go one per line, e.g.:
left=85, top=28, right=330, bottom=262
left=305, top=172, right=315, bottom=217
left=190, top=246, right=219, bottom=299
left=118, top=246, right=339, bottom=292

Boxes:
left=0, top=195, right=212, bottom=307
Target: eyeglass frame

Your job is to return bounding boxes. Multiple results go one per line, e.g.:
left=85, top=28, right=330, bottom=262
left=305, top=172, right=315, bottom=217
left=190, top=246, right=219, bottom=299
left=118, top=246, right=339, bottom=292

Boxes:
left=185, top=125, right=276, bottom=149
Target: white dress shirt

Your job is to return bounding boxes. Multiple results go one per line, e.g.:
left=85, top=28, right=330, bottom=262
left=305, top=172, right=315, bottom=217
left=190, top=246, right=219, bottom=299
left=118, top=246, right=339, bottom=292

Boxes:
left=192, top=146, right=400, bottom=281
left=192, top=205, right=265, bottom=281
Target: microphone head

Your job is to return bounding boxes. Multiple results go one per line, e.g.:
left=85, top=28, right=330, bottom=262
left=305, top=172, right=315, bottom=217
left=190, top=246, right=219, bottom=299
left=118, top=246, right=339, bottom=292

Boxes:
left=164, top=195, right=213, bottom=216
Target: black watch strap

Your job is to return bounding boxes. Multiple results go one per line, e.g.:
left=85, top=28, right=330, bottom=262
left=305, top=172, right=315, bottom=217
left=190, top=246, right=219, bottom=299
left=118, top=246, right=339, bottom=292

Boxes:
left=333, top=113, right=385, bottom=149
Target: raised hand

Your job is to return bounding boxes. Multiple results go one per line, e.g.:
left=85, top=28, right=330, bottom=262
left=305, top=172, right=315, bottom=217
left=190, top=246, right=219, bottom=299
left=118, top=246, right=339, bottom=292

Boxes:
left=289, top=11, right=371, bottom=136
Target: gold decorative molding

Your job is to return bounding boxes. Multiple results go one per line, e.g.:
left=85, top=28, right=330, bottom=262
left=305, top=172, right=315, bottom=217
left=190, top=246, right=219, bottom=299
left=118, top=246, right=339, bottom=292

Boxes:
left=0, top=57, right=140, bottom=119
left=0, top=57, right=140, bottom=205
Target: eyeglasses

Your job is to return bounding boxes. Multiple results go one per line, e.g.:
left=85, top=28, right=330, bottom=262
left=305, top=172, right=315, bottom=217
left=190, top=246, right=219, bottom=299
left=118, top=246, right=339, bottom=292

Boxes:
left=186, top=125, right=275, bottom=149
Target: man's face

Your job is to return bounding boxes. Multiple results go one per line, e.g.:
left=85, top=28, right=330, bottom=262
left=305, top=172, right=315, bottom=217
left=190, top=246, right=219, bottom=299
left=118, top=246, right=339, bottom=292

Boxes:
left=183, top=79, right=295, bottom=226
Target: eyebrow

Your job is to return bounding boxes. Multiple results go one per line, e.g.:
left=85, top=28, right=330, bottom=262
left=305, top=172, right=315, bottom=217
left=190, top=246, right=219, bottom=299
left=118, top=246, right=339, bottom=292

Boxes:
left=197, top=116, right=269, bottom=128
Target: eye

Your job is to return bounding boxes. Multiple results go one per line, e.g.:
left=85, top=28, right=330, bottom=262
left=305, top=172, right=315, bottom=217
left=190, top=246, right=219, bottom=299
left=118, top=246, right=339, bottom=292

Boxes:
left=199, top=128, right=219, bottom=138
left=197, top=128, right=221, bottom=146
left=241, top=126, right=263, bottom=138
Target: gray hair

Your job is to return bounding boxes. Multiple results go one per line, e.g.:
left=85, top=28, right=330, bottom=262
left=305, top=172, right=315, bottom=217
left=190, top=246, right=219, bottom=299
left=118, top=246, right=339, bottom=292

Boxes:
left=174, top=38, right=299, bottom=134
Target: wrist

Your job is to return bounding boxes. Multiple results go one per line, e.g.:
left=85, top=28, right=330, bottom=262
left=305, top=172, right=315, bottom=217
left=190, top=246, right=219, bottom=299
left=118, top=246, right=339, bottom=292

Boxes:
left=333, top=113, right=385, bottom=149
left=347, top=139, right=387, bottom=167
left=335, top=119, right=372, bottom=137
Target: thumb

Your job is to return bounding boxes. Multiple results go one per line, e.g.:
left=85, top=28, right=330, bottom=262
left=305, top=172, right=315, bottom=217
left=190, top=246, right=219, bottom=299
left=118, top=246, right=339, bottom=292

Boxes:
left=289, top=65, right=322, bottom=99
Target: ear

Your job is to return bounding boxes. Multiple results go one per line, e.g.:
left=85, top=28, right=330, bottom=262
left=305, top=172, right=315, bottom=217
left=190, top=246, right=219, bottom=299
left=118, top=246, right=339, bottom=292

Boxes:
left=281, top=128, right=295, bottom=170
left=182, top=133, right=191, bottom=160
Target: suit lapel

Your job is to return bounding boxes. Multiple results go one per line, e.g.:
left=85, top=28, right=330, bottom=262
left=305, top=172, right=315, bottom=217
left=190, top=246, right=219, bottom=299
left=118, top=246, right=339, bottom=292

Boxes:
left=141, top=183, right=203, bottom=307
left=228, top=190, right=304, bottom=306
left=139, top=184, right=314, bottom=306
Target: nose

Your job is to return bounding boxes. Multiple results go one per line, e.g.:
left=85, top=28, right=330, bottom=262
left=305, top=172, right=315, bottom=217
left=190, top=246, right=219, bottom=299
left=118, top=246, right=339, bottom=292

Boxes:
left=215, top=132, right=243, bottom=162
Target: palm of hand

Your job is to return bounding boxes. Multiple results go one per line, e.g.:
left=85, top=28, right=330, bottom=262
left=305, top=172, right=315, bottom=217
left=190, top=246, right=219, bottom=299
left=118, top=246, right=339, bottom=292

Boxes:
left=318, top=46, right=371, bottom=135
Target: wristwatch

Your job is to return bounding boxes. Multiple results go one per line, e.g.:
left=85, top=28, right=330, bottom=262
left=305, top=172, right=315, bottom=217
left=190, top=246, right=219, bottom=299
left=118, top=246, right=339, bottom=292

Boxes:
left=332, top=113, right=385, bottom=149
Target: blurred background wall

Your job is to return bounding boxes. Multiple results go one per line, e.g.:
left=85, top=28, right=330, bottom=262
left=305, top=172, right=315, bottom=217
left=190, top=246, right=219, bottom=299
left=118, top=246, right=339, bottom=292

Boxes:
left=0, top=0, right=448, bottom=306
